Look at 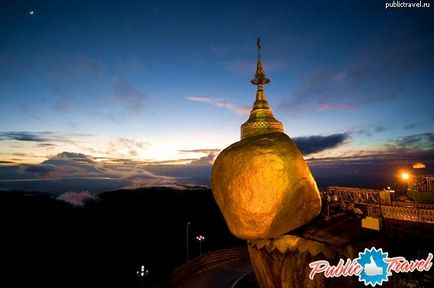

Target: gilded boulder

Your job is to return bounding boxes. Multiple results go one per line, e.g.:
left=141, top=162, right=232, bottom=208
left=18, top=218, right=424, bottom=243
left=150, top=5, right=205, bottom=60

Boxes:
left=211, top=132, right=321, bottom=240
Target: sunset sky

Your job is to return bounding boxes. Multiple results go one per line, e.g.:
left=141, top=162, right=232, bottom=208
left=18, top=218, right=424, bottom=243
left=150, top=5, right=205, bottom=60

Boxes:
left=1, top=0, right=433, bottom=192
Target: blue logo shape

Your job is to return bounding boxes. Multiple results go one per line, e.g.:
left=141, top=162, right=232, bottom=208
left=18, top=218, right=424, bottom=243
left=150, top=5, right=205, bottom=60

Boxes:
left=356, top=247, right=390, bottom=286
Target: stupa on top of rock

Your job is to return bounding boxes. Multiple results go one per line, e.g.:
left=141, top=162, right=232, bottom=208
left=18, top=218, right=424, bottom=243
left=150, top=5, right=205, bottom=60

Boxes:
left=241, top=38, right=283, bottom=140
left=211, top=38, right=321, bottom=240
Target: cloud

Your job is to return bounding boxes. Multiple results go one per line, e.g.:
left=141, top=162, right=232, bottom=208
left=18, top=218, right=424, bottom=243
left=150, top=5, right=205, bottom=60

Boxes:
left=353, top=126, right=389, bottom=137
left=178, top=148, right=220, bottom=154
left=0, top=132, right=153, bottom=163
left=2, top=131, right=433, bottom=193
left=43, top=151, right=96, bottom=165
left=19, top=152, right=100, bottom=179
left=281, top=18, right=433, bottom=116
left=293, top=133, right=349, bottom=155
left=46, top=55, right=105, bottom=111
left=186, top=97, right=250, bottom=116
left=0, top=132, right=87, bottom=148
left=305, top=133, right=434, bottom=165
left=0, top=132, right=52, bottom=142
left=114, top=137, right=150, bottom=157
left=56, top=191, right=98, bottom=207
left=307, top=150, right=434, bottom=189
left=113, top=76, right=149, bottom=113
left=23, top=164, right=58, bottom=175
left=38, top=143, right=56, bottom=147
left=305, top=139, right=434, bottom=189
left=0, top=151, right=188, bottom=193
left=315, top=103, right=353, bottom=111
left=374, top=126, right=385, bottom=133
left=403, top=123, right=422, bottom=130
left=279, top=67, right=400, bottom=113
left=178, top=148, right=221, bottom=165
left=390, top=133, right=434, bottom=149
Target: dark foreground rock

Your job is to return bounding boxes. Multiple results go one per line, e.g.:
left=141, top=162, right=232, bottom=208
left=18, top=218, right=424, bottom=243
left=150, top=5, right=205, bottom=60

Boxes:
left=248, top=216, right=434, bottom=288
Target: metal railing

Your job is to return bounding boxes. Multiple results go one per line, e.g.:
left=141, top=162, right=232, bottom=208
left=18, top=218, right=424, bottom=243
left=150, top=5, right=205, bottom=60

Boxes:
left=381, top=205, right=434, bottom=224
left=323, top=186, right=434, bottom=224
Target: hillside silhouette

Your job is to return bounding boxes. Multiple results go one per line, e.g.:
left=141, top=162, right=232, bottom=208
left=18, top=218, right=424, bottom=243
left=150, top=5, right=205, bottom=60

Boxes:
left=1, top=187, right=243, bottom=287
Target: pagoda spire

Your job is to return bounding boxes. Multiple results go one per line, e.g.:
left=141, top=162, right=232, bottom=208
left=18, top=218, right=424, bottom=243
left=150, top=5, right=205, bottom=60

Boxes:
left=240, top=38, right=284, bottom=140
left=250, top=38, right=270, bottom=86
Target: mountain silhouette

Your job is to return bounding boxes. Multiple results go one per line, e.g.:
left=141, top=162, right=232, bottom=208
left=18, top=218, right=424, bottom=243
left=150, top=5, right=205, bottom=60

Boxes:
left=1, top=187, right=243, bottom=287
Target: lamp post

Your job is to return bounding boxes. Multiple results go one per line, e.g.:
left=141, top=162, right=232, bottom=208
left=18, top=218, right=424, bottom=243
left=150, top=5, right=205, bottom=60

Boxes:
left=401, top=172, right=410, bottom=194
left=196, top=235, right=205, bottom=256
left=136, top=265, right=149, bottom=288
left=186, top=221, right=191, bottom=262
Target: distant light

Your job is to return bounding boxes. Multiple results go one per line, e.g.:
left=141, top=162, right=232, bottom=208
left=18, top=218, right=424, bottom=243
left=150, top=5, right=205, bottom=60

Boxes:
left=29, top=10, right=34, bottom=15
left=401, top=172, right=409, bottom=180
left=413, top=162, right=426, bottom=169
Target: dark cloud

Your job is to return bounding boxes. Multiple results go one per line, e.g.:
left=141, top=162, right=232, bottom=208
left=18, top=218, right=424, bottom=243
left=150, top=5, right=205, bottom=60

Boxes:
left=279, top=67, right=398, bottom=113
left=0, top=132, right=52, bottom=142
left=23, top=165, right=58, bottom=175
left=403, top=123, right=421, bottom=130
left=45, top=54, right=126, bottom=120
left=307, top=148, right=434, bottom=189
left=354, top=129, right=371, bottom=137
left=391, top=133, right=434, bottom=149
left=279, top=18, right=433, bottom=115
left=38, top=143, right=56, bottom=147
left=293, top=133, right=349, bottom=155
left=307, top=148, right=434, bottom=164
left=354, top=126, right=389, bottom=137
left=19, top=104, right=44, bottom=120
left=374, top=126, right=385, bottom=133
left=0, top=132, right=85, bottom=147
left=113, top=76, right=149, bottom=113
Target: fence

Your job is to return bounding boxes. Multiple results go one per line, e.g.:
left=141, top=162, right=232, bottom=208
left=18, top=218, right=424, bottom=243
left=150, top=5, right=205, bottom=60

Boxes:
left=323, top=186, right=434, bottom=224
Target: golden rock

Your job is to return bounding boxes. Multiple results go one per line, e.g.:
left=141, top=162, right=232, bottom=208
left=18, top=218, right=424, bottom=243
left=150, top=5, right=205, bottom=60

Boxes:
left=211, top=132, right=321, bottom=239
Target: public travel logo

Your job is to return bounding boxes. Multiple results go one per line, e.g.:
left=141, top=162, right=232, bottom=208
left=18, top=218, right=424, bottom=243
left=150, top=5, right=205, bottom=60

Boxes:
left=356, top=247, right=390, bottom=286
left=308, top=247, right=433, bottom=286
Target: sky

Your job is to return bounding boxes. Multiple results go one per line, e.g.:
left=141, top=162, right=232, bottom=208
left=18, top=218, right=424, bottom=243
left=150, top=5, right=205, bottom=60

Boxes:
left=0, top=0, right=433, bottom=193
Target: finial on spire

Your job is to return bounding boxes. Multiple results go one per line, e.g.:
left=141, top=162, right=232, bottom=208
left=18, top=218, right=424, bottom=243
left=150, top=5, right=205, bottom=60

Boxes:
left=257, top=37, right=261, bottom=57
left=251, top=38, right=270, bottom=86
